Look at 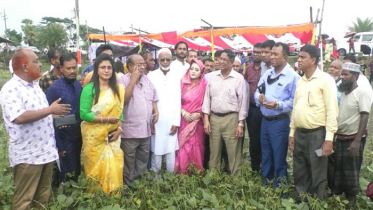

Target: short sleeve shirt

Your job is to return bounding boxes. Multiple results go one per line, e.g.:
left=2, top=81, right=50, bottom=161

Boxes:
left=337, top=87, right=371, bottom=135
left=0, top=75, right=58, bottom=167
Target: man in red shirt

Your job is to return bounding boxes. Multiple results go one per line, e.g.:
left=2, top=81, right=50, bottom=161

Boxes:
left=349, top=37, right=355, bottom=54
left=244, top=42, right=263, bottom=172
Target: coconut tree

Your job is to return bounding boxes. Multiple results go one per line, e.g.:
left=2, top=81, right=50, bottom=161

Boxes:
left=21, top=19, right=37, bottom=46
left=347, top=17, right=373, bottom=32
left=35, top=23, right=68, bottom=48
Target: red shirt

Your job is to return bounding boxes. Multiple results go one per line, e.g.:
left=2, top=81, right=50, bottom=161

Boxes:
left=244, top=63, right=261, bottom=106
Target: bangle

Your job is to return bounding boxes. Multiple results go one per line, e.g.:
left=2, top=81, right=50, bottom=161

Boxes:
left=117, top=127, right=122, bottom=131
left=238, top=123, right=244, bottom=127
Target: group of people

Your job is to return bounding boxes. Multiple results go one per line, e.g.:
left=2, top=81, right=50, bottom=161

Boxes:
left=1, top=38, right=372, bottom=209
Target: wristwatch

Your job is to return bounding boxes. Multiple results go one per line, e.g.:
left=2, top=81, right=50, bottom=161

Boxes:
left=238, top=123, right=244, bottom=127
left=275, top=101, right=279, bottom=109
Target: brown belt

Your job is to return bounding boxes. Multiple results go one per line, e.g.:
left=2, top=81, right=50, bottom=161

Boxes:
left=212, top=111, right=237, bottom=117
left=336, top=133, right=356, bottom=140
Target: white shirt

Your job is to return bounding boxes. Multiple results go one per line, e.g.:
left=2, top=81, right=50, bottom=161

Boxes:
left=8, top=59, right=13, bottom=74
left=0, top=75, right=58, bottom=167
left=260, top=62, right=272, bottom=76
left=148, top=69, right=181, bottom=155
left=170, top=59, right=190, bottom=80
left=357, top=74, right=373, bottom=106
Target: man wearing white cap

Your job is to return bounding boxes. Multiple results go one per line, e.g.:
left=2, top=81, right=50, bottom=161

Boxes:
left=148, top=48, right=181, bottom=175
left=329, top=62, right=371, bottom=208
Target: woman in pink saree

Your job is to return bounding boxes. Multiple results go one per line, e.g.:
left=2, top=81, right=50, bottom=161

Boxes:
left=175, top=59, right=207, bottom=174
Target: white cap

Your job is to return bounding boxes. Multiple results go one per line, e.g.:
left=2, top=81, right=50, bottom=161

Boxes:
left=342, top=62, right=360, bottom=73
left=157, top=48, right=172, bottom=57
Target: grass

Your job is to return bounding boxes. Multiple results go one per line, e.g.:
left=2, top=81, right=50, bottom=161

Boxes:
left=0, top=57, right=373, bottom=209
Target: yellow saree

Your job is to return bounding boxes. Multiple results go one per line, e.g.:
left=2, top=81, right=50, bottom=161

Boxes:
left=81, top=85, right=124, bottom=193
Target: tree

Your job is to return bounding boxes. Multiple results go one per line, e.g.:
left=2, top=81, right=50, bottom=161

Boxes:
left=21, top=19, right=37, bottom=46
left=347, top=17, right=373, bottom=32
left=35, top=23, right=68, bottom=48
left=5, top=29, right=23, bottom=46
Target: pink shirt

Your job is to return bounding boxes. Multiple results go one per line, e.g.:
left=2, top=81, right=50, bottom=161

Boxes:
left=118, top=74, right=158, bottom=138
left=0, top=75, right=58, bottom=167
left=202, top=70, right=247, bottom=120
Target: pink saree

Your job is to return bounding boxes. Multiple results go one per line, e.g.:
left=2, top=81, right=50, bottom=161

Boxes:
left=175, top=59, right=207, bottom=174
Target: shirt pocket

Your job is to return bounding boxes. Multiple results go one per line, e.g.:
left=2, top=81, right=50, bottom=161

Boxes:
left=274, top=83, right=286, bottom=99
left=227, top=88, right=238, bottom=105
left=145, top=87, right=154, bottom=101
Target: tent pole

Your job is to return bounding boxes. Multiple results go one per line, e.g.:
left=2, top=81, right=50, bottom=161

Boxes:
left=103, top=26, right=106, bottom=44
left=318, top=0, right=326, bottom=71
left=201, top=19, right=214, bottom=60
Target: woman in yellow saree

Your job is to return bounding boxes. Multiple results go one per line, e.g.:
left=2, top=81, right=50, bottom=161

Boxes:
left=80, top=54, right=125, bottom=193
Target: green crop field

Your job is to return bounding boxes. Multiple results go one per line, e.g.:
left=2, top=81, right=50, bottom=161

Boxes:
left=0, top=56, right=373, bottom=209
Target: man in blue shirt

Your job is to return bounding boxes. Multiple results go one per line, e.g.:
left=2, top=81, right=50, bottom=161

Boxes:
left=46, top=53, right=83, bottom=192
left=254, top=42, right=300, bottom=188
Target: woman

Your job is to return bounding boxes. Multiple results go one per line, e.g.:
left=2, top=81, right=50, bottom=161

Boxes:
left=175, top=59, right=207, bottom=174
left=80, top=53, right=125, bottom=193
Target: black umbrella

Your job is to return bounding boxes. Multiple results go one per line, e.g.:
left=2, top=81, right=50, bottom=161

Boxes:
left=321, top=34, right=329, bottom=39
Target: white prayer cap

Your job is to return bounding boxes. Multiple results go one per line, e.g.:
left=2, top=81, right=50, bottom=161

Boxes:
left=342, top=62, right=360, bottom=73
left=234, top=57, right=241, bottom=64
left=157, top=48, right=172, bottom=57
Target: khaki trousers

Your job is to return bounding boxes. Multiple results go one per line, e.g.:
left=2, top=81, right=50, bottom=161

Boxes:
left=12, top=162, right=53, bottom=210
left=209, top=113, right=242, bottom=175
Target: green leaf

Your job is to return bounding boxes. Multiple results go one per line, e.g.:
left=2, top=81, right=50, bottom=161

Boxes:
left=188, top=197, right=197, bottom=207
left=57, top=194, right=67, bottom=203
left=202, top=191, right=211, bottom=201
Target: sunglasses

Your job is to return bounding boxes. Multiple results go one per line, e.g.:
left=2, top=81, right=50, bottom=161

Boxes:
left=160, top=58, right=171, bottom=62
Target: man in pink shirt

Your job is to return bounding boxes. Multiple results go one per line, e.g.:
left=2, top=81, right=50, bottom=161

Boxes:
left=118, top=54, right=159, bottom=185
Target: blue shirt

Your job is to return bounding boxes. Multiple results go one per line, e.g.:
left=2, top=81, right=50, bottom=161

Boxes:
left=81, top=64, right=93, bottom=77
left=254, top=63, right=300, bottom=117
left=46, top=78, right=83, bottom=151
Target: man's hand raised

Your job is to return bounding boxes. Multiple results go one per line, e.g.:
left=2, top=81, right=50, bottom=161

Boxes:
left=49, top=98, right=71, bottom=116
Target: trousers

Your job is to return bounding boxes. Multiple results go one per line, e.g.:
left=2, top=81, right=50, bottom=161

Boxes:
left=151, top=152, right=175, bottom=173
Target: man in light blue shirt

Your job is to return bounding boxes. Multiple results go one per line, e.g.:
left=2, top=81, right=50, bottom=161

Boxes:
left=260, top=40, right=275, bottom=76
left=254, top=42, right=300, bottom=188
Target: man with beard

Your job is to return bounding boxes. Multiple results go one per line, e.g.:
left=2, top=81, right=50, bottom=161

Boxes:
left=1, top=49, right=70, bottom=209
left=330, top=62, right=370, bottom=208
left=203, top=58, right=214, bottom=74
left=289, top=45, right=338, bottom=200
left=148, top=48, right=181, bottom=175
left=328, top=60, right=343, bottom=105
left=139, top=50, right=156, bottom=74
left=343, top=54, right=373, bottom=106
left=39, top=47, right=64, bottom=93
left=46, top=53, right=83, bottom=192
left=118, top=54, right=159, bottom=185
left=260, top=40, right=275, bottom=76
left=255, top=43, right=300, bottom=188
left=187, top=50, right=198, bottom=64
left=244, top=42, right=263, bottom=172
left=171, top=41, right=190, bottom=80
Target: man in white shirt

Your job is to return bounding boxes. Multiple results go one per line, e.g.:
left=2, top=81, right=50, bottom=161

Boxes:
left=170, top=41, right=190, bottom=80
left=148, top=48, right=181, bottom=175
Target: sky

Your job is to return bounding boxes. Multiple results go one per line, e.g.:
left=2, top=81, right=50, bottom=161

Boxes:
left=1, top=0, right=372, bottom=42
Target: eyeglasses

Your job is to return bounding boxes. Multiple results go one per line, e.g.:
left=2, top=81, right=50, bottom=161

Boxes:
left=134, top=63, right=147, bottom=67
left=160, top=58, right=171, bottom=62
left=98, top=66, right=113, bottom=70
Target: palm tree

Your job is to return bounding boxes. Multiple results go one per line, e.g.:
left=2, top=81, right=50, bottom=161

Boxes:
left=35, top=23, right=68, bottom=48
left=21, top=19, right=37, bottom=46
left=347, top=17, right=373, bottom=32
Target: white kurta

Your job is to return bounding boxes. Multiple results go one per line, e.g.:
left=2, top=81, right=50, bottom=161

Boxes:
left=148, top=69, right=181, bottom=155
left=170, top=59, right=190, bottom=80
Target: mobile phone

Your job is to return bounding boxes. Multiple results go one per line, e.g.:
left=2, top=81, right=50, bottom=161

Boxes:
left=315, top=149, right=323, bottom=157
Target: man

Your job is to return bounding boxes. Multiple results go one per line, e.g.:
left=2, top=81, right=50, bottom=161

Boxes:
left=148, top=48, right=181, bottom=174
left=328, top=60, right=343, bottom=105
left=204, top=51, right=222, bottom=82
left=83, top=44, right=114, bottom=86
left=202, top=49, right=247, bottom=176
left=187, top=50, right=198, bottom=64
left=260, top=40, right=275, bottom=76
left=244, top=42, right=263, bottom=172
left=329, top=62, right=370, bottom=208
left=348, top=37, right=355, bottom=54
left=233, top=57, right=243, bottom=74
left=203, top=58, right=215, bottom=74
left=254, top=43, right=300, bottom=188
left=39, top=47, right=64, bottom=93
left=289, top=45, right=338, bottom=200
left=0, top=49, right=70, bottom=209
left=171, top=41, right=190, bottom=80
left=46, top=53, right=83, bottom=191
left=139, top=50, right=156, bottom=74
left=118, top=54, right=159, bottom=185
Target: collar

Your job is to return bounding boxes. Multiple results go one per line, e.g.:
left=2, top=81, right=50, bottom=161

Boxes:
left=302, top=67, right=322, bottom=81
left=216, top=69, right=236, bottom=78
left=13, top=74, right=37, bottom=87
left=270, top=63, right=291, bottom=77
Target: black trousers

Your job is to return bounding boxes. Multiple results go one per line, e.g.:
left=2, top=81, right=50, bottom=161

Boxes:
left=246, top=105, right=262, bottom=172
